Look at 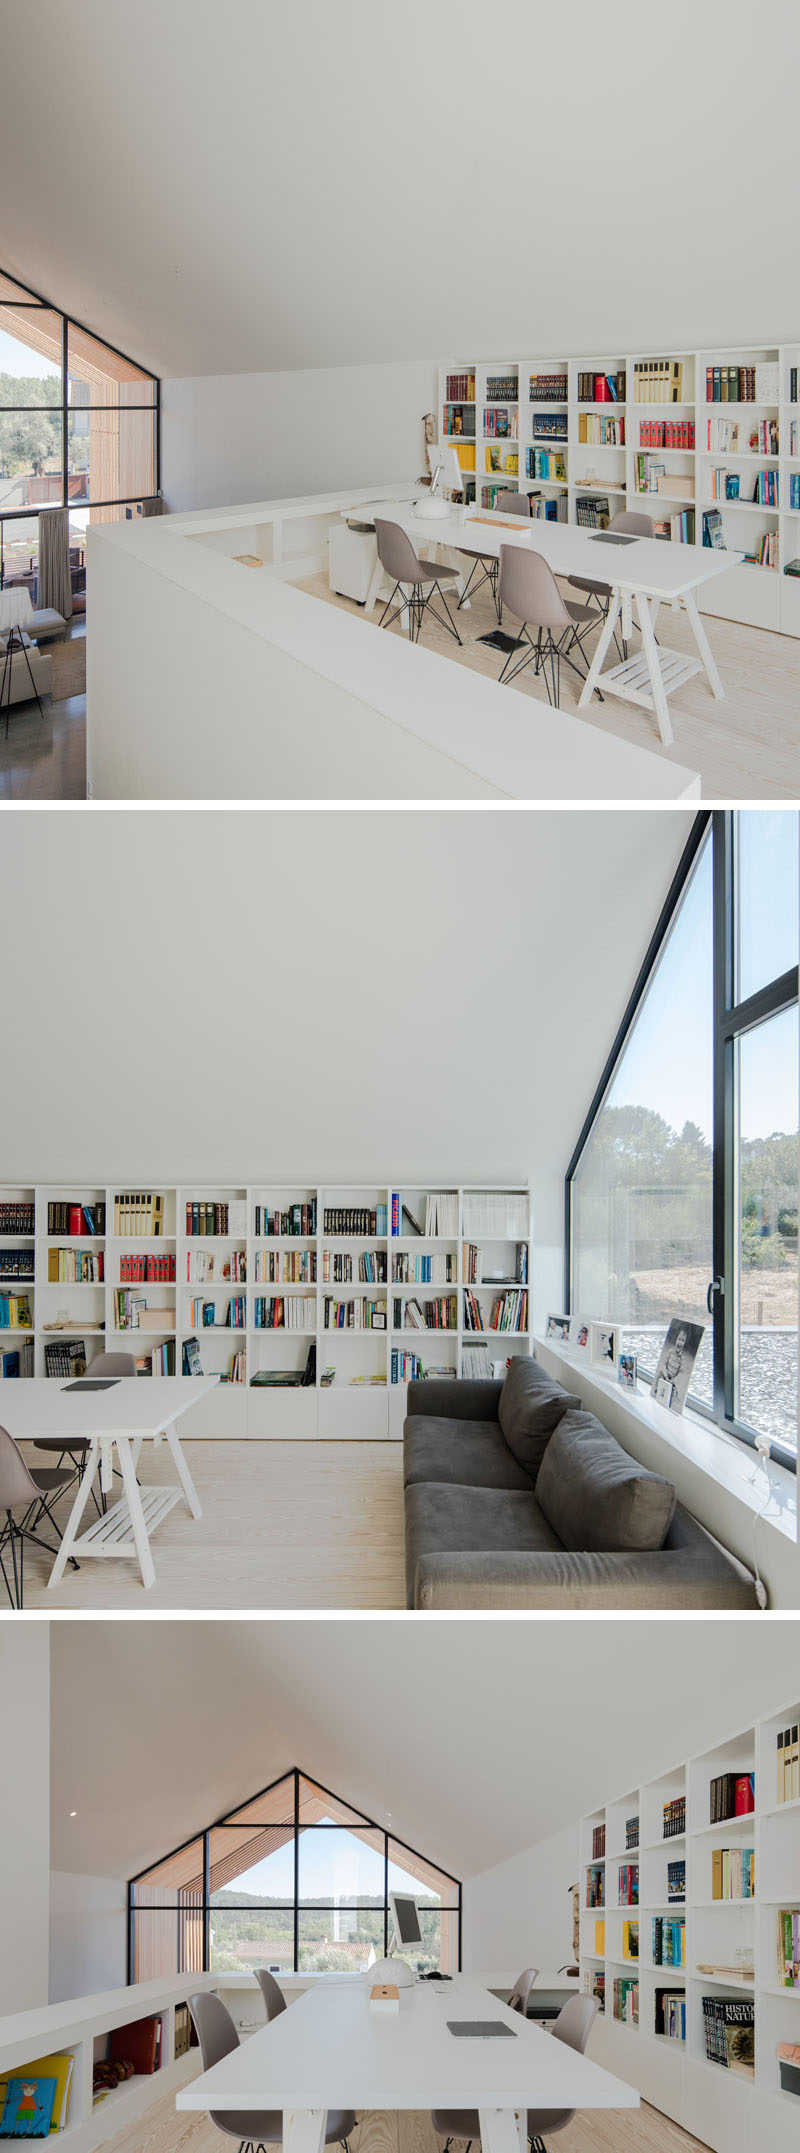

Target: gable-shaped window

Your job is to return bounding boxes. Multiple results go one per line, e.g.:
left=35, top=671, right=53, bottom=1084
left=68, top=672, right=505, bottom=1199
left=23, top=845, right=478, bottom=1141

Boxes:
left=128, top=1770, right=461, bottom=1981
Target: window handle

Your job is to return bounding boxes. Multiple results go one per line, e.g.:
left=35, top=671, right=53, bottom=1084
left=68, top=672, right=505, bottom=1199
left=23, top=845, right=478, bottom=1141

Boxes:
left=707, top=1276, right=725, bottom=1314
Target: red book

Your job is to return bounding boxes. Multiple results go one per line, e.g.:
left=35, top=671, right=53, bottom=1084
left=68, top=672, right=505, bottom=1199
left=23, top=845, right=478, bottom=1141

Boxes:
left=109, top=2015, right=161, bottom=2074
left=69, top=1204, right=85, bottom=1236
left=734, top=1774, right=755, bottom=1815
left=594, top=373, right=609, bottom=402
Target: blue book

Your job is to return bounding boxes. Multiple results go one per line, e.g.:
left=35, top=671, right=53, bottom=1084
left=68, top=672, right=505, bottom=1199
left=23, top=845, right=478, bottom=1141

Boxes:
left=2, top=2079, right=58, bottom=2138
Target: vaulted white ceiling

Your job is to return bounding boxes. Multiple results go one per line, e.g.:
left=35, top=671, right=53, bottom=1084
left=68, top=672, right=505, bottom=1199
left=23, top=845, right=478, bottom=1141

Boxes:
left=2, top=0, right=797, bottom=380
left=50, top=1622, right=800, bottom=1886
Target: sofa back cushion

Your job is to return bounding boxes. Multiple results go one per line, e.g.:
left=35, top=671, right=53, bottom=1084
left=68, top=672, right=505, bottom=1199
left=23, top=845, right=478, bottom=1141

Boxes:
left=498, top=1356, right=580, bottom=1480
left=536, top=1408, right=677, bottom=1552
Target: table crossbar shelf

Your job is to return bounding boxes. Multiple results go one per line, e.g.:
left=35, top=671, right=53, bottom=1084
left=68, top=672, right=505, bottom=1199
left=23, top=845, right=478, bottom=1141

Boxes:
left=70, top=1484, right=183, bottom=1555
left=597, top=646, right=703, bottom=708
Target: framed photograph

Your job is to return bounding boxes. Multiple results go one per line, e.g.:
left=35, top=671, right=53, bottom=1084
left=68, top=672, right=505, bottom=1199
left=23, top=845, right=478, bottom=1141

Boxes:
left=590, top=1321, right=620, bottom=1371
left=571, top=1317, right=590, bottom=1352
left=545, top=1313, right=571, bottom=1344
left=618, top=1351, right=637, bottom=1390
left=650, top=1318, right=705, bottom=1415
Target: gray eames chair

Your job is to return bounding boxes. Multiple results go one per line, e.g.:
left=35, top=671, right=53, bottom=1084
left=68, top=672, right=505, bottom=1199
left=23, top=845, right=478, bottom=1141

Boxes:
left=254, top=1968, right=288, bottom=2022
left=433, top=1992, right=598, bottom=2153
left=567, top=507, right=656, bottom=660
left=507, top=1968, right=540, bottom=2017
left=0, top=1422, right=76, bottom=1608
left=34, top=1349, right=138, bottom=1515
left=189, top=1992, right=356, bottom=2153
left=456, top=490, right=530, bottom=619
left=496, top=546, right=596, bottom=705
left=374, top=519, right=462, bottom=647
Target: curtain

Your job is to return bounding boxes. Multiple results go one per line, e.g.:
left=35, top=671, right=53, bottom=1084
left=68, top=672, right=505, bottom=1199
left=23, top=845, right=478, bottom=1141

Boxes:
left=37, top=507, right=73, bottom=619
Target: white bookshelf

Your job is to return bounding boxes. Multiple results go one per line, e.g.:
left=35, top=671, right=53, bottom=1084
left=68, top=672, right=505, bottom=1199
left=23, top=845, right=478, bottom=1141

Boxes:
left=0, top=1181, right=531, bottom=1441
left=579, top=1695, right=800, bottom=2153
left=0, top=1974, right=217, bottom=2153
left=438, top=342, right=800, bottom=634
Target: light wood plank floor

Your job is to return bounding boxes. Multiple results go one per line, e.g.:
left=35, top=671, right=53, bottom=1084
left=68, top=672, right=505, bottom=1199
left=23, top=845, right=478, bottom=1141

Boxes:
left=103, top=2087, right=713, bottom=2153
left=14, top=1439, right=406, bottom=1609
left=296, top=570, right=800, bottom=799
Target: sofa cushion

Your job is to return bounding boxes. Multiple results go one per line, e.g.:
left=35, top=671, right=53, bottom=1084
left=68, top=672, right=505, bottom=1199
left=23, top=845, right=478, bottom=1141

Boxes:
left=536, top=1408, right=677, bottom=1552
left=405, top=1480, right=563, bottom=1607
left=29, top=607, right=65, bottom=639
left=497, top=1355, right=580, bottom=1480
left=404, top=1414, right=534, bottom=1492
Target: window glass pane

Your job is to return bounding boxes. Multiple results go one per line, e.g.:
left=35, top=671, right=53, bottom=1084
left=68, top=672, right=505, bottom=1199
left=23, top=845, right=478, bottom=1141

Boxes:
left=67, top=407, right=155, bottom=505
left=0, top=306, right=62, bottom=402
left=68, top=323, right=155, bottom=404
left=297, top=1906, right=385, bottom=1972
left=298, top=1826, right=384, bottom=1902
left=737, top=811, right=800, bottom=1004
left=129, top=1907, right=204, bottom=1980
left=392, top=1907, right=459, bottom=1977
left=387, top=1837, right=459, bottom=1907
left=737, top=1005, right=799, bottom=1453
left=0, top=515, right=39, bottom=592
left=0, top=411, right=62, bottom=513
left=209, top=1824, right=295, bottom=1902
left=210, top=1894, right=295, bottom=1975
left=571, top=836, right=714, bottom=1399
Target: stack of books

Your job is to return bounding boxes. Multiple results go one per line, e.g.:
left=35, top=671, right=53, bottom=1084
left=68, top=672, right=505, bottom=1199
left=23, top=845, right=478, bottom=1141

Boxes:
left=633, top=360, right=683, bottom=403
left=652, top=1916, right=685, bottom=1967
left=777, top=1909, right=799, bottom=1989
left=702, top=1997, right=754, bottom=2075
left=712, top=1847, right=754, bottom=1899
left=0, top=1201, right=34, bottom=1233
left=709, top=1772, right=755, bottom=1822
left=663, top=1795, right=686, bottom=1838
left=777, top=1721, right=800, bottom=1799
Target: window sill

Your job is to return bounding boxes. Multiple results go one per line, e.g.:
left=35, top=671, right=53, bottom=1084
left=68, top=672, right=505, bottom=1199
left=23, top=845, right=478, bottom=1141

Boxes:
left=534, top=1333, right=797, bottom=1545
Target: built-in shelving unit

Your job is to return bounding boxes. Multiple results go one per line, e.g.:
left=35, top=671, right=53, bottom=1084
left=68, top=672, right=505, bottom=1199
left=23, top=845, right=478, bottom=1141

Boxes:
left=0, top=1181, right=531, bottom=1441
left=438, top=343, right=800, bottom=634
left=580, top=1695, right=800, bottom=2153
left=0, top=1975, right=217, bottom=2153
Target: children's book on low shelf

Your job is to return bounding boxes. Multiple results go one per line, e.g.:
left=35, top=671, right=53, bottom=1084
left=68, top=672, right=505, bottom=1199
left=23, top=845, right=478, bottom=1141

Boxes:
left=1, top=2078, right=59, bottom=2138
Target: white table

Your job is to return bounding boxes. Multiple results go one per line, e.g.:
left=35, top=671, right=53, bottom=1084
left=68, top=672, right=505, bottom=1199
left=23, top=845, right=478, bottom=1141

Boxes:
left=354, top=499, right=742, bottom=748
left=177, top=1972, right=637, bottom=2153
left=1, top=1375, right=216, bottom=1589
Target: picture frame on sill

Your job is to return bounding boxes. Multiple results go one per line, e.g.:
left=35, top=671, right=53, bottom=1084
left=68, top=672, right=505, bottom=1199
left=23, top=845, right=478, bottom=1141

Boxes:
left=545, top=1314, right=571, bottom=1344
left=651, top=1318, right=705, bottom=1415
left=590, top=1321, right=620, bottom=1371
left=571, top=1317, right=590, bottom=1352
left=618, top=1351, right=637, bottom=1390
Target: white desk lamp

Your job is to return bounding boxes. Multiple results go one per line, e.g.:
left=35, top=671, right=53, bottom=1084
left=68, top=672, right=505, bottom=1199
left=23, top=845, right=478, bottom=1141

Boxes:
left=415, top=443, right=461, bottom=520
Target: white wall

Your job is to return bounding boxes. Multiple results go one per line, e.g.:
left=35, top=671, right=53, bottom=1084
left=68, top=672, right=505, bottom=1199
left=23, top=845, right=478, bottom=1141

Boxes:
left=0, top=1628, right=50, bottom=2011
left=463, top=1823, right=578, bottom=1977
left=0, top=809, right=691, bottom=1337
left=48, top=1872, right=127, bottom=2005
left=161, top=359, right=437, bottom=512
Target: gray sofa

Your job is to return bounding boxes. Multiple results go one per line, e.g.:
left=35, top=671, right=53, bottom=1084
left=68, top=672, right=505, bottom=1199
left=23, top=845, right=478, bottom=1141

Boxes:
left=403, top=1357, right=757, bottom=1610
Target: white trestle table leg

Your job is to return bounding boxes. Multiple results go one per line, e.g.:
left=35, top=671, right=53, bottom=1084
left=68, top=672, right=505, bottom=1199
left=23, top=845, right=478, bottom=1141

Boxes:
left=165, top=1424, right=203, bottom=1518
left=283, top=2112, right=328, bottom=2153
left=115, top=1433, right=157, bottom=1589
left=46, top=1436, right=101, bottom=1585
left=479, top=2108, right=527, bottom=2153
left=683, top=586, right=725, bottom=699
left=635, top=591, right=674, bottom=746
left=577, top=590, right=622, bottom=709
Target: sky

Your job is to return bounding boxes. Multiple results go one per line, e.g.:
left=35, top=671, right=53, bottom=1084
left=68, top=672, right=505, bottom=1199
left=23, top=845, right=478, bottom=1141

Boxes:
left=0, top=329, right=58, bottom=379
left=212, top=1822, right=436, bottom=1905
left=611, top=816, right=798, bottom=1142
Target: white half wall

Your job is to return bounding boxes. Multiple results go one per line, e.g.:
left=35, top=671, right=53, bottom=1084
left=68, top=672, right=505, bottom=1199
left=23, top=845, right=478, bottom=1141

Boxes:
left=48, top=1872, right=128, bottom=2005
left=463, top=1823, right=578, bottom=1978
left=161, top=360, right=438, bottom=512
left=0, top=1628, right=50, bottom=2012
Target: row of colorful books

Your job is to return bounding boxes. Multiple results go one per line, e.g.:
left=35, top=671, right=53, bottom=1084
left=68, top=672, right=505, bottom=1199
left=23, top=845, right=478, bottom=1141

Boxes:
left=622, top=1919, right=638, bottom=1960
left=44, top=1337, right=86, bottom=1377
left=591, top=1823, right=606, bottom=1860
left=483, top=407, right=517, bottom=437
left=256, top=1201, right=318, bottom=1237
left=114, top=1291, right=173, bottom=1331
left=652, top=1915, right=685, bottom=1967
left=0, top=1291, right=32, bottom=1327
left=618, top=1862, right=639, bottom=1906
left=443, top=405, right=476, bottom=438
left=48, top=1201, right=105, bottom=1237
left=633, top=360, right=683, bottom=403
left=625, top=1815, right=639, bottom=1850
left=747, top=531, right=779, bottom=567
left=702, top=1996, right=754, bottom=2074
left=777, top=1720, right=800, bottom=1800
left=667, top=1859, right=685, bottom=1901
left=1, top=1342, right=34, bottom=1376
left=641, top=418, right=694, bottom=448
left=612, top=1976, right=638, bottom=2025
left=706, top=363, right=778, bottom=403
left=577, top=371, right=625, bottom=403
left=189, top=1250, right=245, bottom=1283
left=0, top=1202, right=35, bottom=1233
left=0, top=2052, right=74, bottom=2135
left=253, top=1294, right=316, bottom=1329
left=113, top=1193, right=164, bottom=1237
left=323, top=1297, right=386, bottom=1330
left=395, top=1295, right=457, bottom=1331
left=185, top=1200, right=246, bottom=1237
left=578, top=413, right=625, bottom=445
left=0, top=1249, right=35, bottom=1278
left=529, top=493, right=567, bottom=521
left=186, top=1296, right=245, bottom=1329
left=530, top=372, right=568, bottom=402
left=712, top=1846, right=754, bottom=1900
left=486, top=448, right=518, bottom=474
left=531, top=413, right=568, bottom=440
left=485, top=374, right=518, bottom=401
left=790, top=475, right=800, bottom=511
left=663, top=1795, right=686, bottom=1838
left=655, top=1988, right=685, bottom=2041
left=444, top=372, right=475, bottom=401
left=710, top=1771, right=754, bottom=1822
left=525, top=448, right=566, bottom=482
left=120, top=1254, right=173, bottom=1282
left=586, top=1863, right=605, bottom=1907
left=257, top=1250, right=315, bottom=1282
left=776, top=1908, right=800, bottom=1989
left=325, top=1205, right=387, bottom=1237
left=392, top=1253, right=453, bottom=1284
left=656, top=508, right=695, bottom=544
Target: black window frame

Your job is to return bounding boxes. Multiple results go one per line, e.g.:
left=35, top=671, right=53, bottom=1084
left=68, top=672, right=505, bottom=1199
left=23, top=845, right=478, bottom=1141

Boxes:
left=0, top=263, right=160, bottom=565
left=127, top=1765, right=462, bottom=1982
left=565, top=808, right=798, bottom=1475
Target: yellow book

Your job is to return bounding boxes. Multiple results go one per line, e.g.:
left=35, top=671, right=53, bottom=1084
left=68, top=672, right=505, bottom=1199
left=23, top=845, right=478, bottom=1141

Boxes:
left=594, top=1918, right=605, bottom=1954
left=0, top=2054, right=74, bottom=2132
left=456, top=444, right=476, bottom=472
